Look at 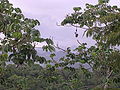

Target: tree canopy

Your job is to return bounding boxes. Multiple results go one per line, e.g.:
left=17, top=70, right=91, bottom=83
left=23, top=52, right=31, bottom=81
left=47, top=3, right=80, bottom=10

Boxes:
left=62, top=0, right=120, bottom=46
left=61, top=0, right=120, bottom=89
left=0, top=0, right=54, bottom=67
left=0, top=0, right=120, bottom=89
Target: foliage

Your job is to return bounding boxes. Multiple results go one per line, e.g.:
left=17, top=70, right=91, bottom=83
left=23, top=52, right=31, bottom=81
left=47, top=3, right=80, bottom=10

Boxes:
left=0, top=0, right=54, bottom=66
left=0, top=0, right=120, bottom=90
left=61, top=0, right=120, bottom=46
left=61, top=0, right=120, bottom=89
left=0, top=64, right=102, bottom=90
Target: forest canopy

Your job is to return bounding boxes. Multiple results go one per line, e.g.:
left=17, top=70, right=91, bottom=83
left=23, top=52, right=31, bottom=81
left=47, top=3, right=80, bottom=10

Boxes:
left=0, top=0, right=120, bottom=89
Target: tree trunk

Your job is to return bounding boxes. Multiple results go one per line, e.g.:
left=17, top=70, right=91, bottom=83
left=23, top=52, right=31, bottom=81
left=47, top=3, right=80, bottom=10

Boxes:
left=104, top=68, right=113, bottom=90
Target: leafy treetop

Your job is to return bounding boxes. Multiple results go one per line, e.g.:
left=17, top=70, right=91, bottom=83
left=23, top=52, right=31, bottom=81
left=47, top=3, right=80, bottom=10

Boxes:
left=0, top=0, right=54, bottom=66
left=61, top=0, right=120, bottom=46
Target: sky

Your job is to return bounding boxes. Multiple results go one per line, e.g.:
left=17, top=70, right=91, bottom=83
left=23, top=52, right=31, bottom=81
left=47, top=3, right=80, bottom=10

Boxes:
left=8, top=0, right=120, bottom=48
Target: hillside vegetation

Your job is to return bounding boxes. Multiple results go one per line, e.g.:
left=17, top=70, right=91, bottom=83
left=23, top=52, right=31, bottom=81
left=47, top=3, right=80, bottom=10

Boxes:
left=0, top=0, right=120, bottom=89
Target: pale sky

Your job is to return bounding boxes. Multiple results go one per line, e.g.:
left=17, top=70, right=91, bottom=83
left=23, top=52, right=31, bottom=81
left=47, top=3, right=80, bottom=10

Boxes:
left=8, top=0, right=120, bottom=47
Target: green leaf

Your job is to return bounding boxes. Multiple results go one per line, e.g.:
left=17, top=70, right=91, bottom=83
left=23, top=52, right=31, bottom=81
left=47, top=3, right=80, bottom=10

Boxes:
left=50, top=53, right=56, bottom=59
left=36, top=56, right=46, bottom=64
left=45, top=38, right=54, bottom=45
left=14, top=8, right=22, bottom=13
left=98, top=0, right=109, bottom=4
left=73, top=7, right=81, bottom=12
left=79, top=60, right=86, bottom=64
left=12, top=32, right=22, bottom=39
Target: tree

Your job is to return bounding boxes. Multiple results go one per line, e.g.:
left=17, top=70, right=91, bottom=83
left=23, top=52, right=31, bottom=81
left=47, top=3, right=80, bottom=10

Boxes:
left=61, top=0, right=120, bottom=46
left=0, top=0, right=55, bottom=89
left=0, top=0, right=120, bottom=89
left=0, top=0, right=54, bottom=67
left=61, top=0, right=120, bottom=89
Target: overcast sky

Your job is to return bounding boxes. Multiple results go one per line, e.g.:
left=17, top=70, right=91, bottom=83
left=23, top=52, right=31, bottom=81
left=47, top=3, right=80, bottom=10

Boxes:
left=8, top=0, right=120, bottom=47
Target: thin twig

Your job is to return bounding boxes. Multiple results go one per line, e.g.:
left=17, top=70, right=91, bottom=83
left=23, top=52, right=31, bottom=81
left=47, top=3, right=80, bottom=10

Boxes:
left=71, top=24, right=88, bottom=29
left=53, top=44, right=66, bottom=52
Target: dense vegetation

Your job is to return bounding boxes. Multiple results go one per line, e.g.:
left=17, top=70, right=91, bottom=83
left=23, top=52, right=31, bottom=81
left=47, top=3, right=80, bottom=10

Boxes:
left=0, top=0, right=120, bottom=89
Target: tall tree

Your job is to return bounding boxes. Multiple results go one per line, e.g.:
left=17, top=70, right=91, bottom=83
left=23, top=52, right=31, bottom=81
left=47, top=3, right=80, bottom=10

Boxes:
left=61, top=0, right=120, bottom=89
left=0, top=0, right=54, bottom=67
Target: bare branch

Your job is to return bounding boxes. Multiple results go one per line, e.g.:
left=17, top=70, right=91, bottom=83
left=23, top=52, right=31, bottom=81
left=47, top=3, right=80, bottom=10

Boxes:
left=71, top=24, right=88, bottom=29
left=53, top=44, right=66, bottom=52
